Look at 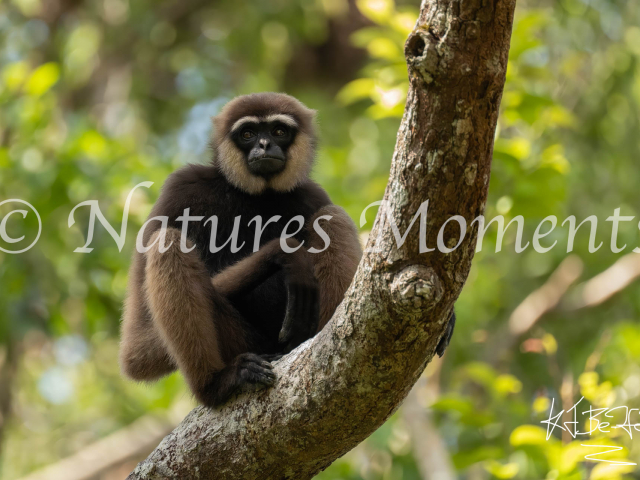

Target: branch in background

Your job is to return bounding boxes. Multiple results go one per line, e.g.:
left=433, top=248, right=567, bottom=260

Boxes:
left=562, top=252, right=640, bottom=310
left=487, top=255, right=583, bottom=363
left=560, top=372, right=574, bottom=445
left=126, top=0, right=516, bottom=477
left=403, top=358, right=456, bottom=480
left=16, top=412, right=183, bottom=480
left=584, top=330, right=612, bottom=373
left=508, top=255, right=583, bottom=337
left=504, top=251, right=640, bottom=356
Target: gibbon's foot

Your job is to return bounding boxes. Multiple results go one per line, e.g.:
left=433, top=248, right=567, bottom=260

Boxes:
left=279, top=282, right=320, bottom=353
left=436, top=310, right=456, bottom=358
left=234, top=353, right=277, bottom=386
left=200, top=353, right=277, bottom=407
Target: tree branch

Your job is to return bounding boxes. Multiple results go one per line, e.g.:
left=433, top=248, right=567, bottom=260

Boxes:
left=508, top=255, right=583, bottom=337
left=563, top=252, right=640, bottom=310
left=128, top=0, right=516, bottom=477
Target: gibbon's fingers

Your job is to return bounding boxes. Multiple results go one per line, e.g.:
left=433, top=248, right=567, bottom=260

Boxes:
left=239, top=355, right=273, bottom=370
left=237, top=354, right=276, bottom=385
left=243, top=362, right=276, bottom=379
left=281, top=285, right=320, bottom=354
left=200, top=353, right=276, bottom=407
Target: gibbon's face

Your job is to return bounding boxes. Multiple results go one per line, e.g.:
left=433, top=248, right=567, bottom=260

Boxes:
left=230, top=115, right=298, bottom=178
left=213, top=93, right=316, bottom=194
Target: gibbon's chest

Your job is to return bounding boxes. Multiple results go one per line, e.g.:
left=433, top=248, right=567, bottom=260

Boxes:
left=180, top=183, right=319, bottom=276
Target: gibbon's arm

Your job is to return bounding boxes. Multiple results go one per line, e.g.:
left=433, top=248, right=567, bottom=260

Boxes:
left=210, top=237, right=316, bottom=300
left=142, top=228, right=279, bottom=407
left=210, top=204, right=362, bottom=352
left=211, top=236, right=321, bottom=354
left=305, top=204, right=363, bottom=330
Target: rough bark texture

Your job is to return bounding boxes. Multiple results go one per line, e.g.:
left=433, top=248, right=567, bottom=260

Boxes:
left=128, top=0, right=515, bottom=478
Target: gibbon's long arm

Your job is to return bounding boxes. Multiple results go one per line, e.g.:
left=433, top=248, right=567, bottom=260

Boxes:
left=211, top=236, right=321, bottom=354
left=121, top=225, right=321, bottom=406
left=141, top=228, right=281, bottom=407
left=210, top=204, right=362, bottom=353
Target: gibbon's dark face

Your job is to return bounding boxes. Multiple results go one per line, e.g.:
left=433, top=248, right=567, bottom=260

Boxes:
left=212, top=93, right=317, bottom=194
left=231, top=118, right=297, bottom=178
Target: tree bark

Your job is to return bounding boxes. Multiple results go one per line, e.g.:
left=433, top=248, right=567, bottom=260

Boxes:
left=128, top=0, right=515, bottom=478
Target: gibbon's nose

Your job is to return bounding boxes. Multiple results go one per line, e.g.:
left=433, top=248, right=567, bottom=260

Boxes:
left=259, top=138, right=270, bottom=149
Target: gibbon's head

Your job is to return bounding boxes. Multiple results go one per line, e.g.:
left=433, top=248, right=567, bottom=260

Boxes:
left=211, top=93, right=317, bottom=195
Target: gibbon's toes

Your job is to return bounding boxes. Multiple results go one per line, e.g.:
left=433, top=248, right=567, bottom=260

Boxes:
left=236, top=353, right=276, bottom=387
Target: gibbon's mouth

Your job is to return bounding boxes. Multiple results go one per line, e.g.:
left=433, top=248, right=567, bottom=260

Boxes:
left=248, top=157, right=286, bottom=176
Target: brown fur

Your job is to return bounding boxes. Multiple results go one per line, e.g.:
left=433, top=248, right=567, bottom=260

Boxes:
left=210, top=237, right=309, bottom=298
left=120, top=93, right=362, bottom=407
left=306, top=205, right=363, bottom=329
left=119, top=251, right=176, bottom=380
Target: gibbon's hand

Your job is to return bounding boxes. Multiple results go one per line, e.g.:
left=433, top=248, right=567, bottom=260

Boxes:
left=278, top=276, right=320, bottom=353
left=274, top=241, right=320, bottom=352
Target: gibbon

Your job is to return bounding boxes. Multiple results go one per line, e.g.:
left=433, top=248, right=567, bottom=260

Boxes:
left=119, top=93, right=362, bottom=407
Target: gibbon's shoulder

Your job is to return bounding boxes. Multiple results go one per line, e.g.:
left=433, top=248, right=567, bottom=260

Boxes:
left=150, top=164, right=225, bottom=218
left=294, top=179, right=333, bottom=212
left=163, top=164, right=222, bottom=191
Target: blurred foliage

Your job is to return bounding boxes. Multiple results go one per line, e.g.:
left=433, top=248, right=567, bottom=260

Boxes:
left=1, top=0, right=640, bottom=479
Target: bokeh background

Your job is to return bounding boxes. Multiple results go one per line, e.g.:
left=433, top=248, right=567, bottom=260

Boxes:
left=1, top=0, right=640, bottom=478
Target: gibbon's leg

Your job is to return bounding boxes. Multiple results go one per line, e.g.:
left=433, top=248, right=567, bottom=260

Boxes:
left=120, top=253, right=177, bottom=380
left=211, top=237, right=320, bottom=354
left=144, top=228, right=276, bottom=407
left=305, top=205, right=363, bottom=331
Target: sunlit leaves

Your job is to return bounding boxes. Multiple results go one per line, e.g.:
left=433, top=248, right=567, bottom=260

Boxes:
left=63, top=22, right=102, bottom=86
left=355, top=0, right=394, bottom=25
left=2, top=61, right=30, bottom=92
left=485, top=460, right=520, bottom=479
left=24, top=63, right=59, bottom=97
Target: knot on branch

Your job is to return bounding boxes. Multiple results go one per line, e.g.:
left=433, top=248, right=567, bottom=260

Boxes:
left=405, top=30, right=440, bottom=84
left=390, top=265, right=443, bottom=313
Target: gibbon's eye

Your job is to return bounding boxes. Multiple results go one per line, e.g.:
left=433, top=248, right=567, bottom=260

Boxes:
left=241, top=130, right=255, bottom=140
left=273, top=127, right=287, bottom=137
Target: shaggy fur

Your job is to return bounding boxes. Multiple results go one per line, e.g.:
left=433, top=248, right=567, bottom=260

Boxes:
left=120, top=93, right=362, bottom=407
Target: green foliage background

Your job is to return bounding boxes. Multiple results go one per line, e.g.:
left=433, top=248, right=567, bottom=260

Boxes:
left=1, top=0, right=640, bottom=478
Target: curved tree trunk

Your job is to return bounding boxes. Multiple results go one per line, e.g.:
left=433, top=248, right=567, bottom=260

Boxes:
left=128, top=0, right=516, bottom=478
